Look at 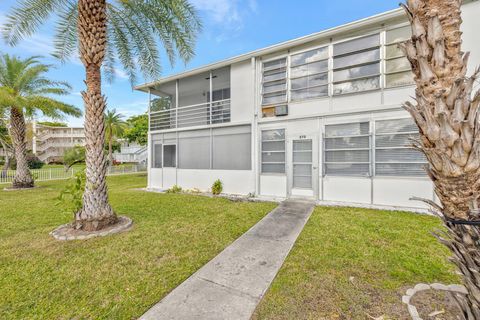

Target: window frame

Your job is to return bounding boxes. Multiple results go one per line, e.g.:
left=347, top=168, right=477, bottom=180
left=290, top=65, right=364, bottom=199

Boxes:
left=289, top=46, right=330, bottom=102
left=331, top=33, right=382, bottom=96
left=152, top=142, right=163, bottom=168
left=384, top=23, right=415, bottom=89
left=162, top=144, right=177, bottom=168
left=374, top=117, right=428, bottom=177
left=323, top=121, right=372, bottom=177
left=261, top=128, right=287, bottom=175
left=261, top=57, right=288, bottom=106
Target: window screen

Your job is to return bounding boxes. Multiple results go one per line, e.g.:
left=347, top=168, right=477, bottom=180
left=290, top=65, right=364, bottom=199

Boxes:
left=332, top=34, right=381, bottom=95
left=324, top=122, right=370, bottom=176
left=290, top=47, right=329, bottom=101
left=262, top=58, right=287, bottom=106
left=163, top=145, right=176, bottom=167
left=153, top=143, right=162, bottom=168
left=178, top=130, right=210, bottom=169
left=375, top=118, right=427, bottom=176
left=385, top=26, right=414, bottom=87
left=213, top=126, right=251, bottom=170
left=261, top=129, right=286, bottom=173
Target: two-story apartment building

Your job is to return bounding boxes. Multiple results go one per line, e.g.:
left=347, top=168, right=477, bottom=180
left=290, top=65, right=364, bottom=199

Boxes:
left=135, top=1, right=480, bottom=210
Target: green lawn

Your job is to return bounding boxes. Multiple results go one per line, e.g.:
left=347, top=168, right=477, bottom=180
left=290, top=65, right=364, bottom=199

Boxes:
left=253, top=206, right=458, bottom=319
left=0, top=174, right=276, bottom=319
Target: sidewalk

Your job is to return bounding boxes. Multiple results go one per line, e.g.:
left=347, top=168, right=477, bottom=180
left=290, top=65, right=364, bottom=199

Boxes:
left=140, top=199, right=315, bottom=320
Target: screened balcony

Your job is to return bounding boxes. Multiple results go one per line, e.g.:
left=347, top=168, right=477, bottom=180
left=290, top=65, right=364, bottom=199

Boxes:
left=149, top=67, right=231, bottom=131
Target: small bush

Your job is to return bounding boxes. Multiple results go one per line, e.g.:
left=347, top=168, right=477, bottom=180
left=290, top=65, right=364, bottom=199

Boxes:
left=166, top=185, right=182, bottom=193
left=10, top=152, right=44, bottom=169
left=211, top=179, right=223, bottom=195
left=56, top=170, right=86, bottom=216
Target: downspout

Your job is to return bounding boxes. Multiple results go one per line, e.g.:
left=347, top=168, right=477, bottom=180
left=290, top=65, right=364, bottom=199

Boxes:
left=147, top=88, right=152, bottom=189
left=252, top=56, right=259, bottom=197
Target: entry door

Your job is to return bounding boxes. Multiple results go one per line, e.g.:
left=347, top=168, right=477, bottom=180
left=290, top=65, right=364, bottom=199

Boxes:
left=289, top=137, right=317, bottom=198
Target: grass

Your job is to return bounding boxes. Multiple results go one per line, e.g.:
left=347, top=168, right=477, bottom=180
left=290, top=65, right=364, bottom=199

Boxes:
left=0, top=174, right=276, bottom=319
left=253, top=206, right=459, bottom=320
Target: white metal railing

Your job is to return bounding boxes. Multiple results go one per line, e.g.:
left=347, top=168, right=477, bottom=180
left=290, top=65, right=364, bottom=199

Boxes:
left=0, top=164, right=147, bottom=184
left=113, top=146, right=147, bottom=163
left=150, top=99, right=231, bottom=131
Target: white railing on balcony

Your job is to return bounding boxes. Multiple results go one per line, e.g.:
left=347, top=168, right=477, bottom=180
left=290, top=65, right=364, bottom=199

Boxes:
left=150, top=99, right=231, bottom=131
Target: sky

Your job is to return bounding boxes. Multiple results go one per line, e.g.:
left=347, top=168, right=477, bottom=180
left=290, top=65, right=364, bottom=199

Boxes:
left=0, top=0, right=401, bottom=127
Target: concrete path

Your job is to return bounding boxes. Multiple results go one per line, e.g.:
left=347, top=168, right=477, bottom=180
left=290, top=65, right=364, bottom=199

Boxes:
left=140, top=199, right=315, bottom=320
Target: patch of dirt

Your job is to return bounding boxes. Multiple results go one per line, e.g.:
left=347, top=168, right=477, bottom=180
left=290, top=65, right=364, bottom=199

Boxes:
left=410, top=289, right=462, bottom=320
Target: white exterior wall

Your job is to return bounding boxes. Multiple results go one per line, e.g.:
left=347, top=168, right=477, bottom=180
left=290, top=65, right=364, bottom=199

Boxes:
left=145, top=2, right=480, bottom=210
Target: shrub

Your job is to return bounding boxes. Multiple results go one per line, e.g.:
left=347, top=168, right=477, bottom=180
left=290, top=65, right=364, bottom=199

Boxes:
left=166, top=185, right=182, bottom=193
left=211, top=179, right=223, bottom=195
left=10, top=152, right=44, bottom=169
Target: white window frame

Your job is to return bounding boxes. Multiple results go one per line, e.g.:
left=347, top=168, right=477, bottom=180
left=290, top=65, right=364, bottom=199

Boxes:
left=289, top=45, right=330, bottom=102
left=261, top=56, right=288, bottom=106
left=384, top=23, right=415, bottom=89
left=261, top=128, right=286, bottom=175
left=323, top=121, right=371, bottom=177
left=374, top=117, right=428, bottom=177
left=163, top=144, right=177, bottom=168
left=330, top=32, right=382, bottom=96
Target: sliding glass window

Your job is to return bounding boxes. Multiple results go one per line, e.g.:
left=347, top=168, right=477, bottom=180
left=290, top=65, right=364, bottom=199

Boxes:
left=261, top=129, right=286, bottom=174
left=324, top=122, right=370, bottom=176
left=290, top=47, right=329, bottom=101
left=332, top=34, right=381, bottom=95
left=385, top=26, right=414, bottom=88
left=262, top=58, right=287, bottom=106
left=375, top=118, right=427, bottom=176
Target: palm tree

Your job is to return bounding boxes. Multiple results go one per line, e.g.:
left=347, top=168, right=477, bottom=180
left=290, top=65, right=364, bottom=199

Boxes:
left=2, top=0, right=201, bottom=231
left=0, top=54, right=81, bottom=189
left=401, top=0, right=480, bottom=317
left=105, top=108, right=126, bottom=165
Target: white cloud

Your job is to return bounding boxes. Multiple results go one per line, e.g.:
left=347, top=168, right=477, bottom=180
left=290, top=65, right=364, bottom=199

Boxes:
left=190, top=0, right=258, bottom=42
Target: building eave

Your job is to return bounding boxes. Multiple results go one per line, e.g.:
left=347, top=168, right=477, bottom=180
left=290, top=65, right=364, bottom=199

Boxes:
left=134, top=7, right=406, bottom=92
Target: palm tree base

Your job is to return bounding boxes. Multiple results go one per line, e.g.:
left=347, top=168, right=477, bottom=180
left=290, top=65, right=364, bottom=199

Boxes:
left=73, top=215, right=118, bottom=232
left=11, top=180, right=34, bottom=189
left=51, top=216, right=132, bottom=241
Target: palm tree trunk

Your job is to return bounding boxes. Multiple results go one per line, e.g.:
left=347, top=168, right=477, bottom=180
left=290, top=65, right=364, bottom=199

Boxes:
left=402, top=0, right=480, bottom=317
left=74, top=0, right=117, bottom=231
left=9, top=106, right=33, bottom=189
left=108, top=135, right=113, bottom=166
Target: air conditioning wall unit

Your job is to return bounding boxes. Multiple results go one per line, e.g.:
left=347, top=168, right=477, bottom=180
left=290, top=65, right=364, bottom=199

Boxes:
left=274, top=104, right=288, bottom=116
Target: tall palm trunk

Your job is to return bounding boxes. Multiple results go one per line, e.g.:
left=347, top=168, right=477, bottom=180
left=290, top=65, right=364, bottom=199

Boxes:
left=10, top=106, right=33, bottom=188
left=108, top=135, right=113, bottom=166
left=402, top=0, right=480, bottom=317
left=74, top=0, right=117, bottom=231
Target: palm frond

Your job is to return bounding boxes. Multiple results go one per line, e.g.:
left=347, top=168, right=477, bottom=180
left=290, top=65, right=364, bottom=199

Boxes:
left=53, top=0, right=78, bottom=62
left=2, top=0, right=66, bottom=46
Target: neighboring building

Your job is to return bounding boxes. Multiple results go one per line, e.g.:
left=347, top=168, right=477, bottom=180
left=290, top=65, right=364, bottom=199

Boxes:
left=32, top=122, right=85, bottom=163
left=135, top=1, right=480, bottom=210
left=113, top=141, right=147, bottom=164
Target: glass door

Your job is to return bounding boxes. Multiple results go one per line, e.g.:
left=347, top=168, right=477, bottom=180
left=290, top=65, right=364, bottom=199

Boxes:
left=292, top=139, right=313, bottom=190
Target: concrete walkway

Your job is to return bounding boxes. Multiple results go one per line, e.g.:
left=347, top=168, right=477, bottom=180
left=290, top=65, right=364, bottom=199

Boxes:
left=140, top=199, right=315, bottom=320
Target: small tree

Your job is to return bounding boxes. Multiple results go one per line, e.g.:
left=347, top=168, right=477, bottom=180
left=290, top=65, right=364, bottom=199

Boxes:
left=63, top=145, right=85, bottom=171
left=124, top=114, right=148, bottom=146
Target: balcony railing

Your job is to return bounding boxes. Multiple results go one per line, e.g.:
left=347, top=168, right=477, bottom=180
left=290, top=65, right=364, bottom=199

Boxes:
left=150, top=99, right=231, bottom=131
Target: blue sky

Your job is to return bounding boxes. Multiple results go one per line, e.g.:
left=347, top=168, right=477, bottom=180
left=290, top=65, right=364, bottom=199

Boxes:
left=0, top=0, right=400, bottom=126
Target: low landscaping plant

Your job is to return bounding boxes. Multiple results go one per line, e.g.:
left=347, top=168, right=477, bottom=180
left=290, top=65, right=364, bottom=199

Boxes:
left=211, top=179, right=223, bottom=195
left=56, top=170, right=86, bottom=216
left=166, top=184, right=182, bottom=194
